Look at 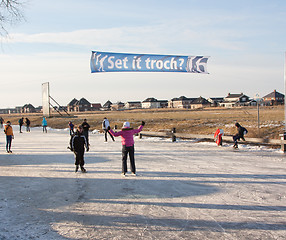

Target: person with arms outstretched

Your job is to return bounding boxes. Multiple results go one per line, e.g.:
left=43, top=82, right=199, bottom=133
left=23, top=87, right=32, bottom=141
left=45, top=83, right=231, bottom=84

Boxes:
left=108, top=121, right=145, bottom=176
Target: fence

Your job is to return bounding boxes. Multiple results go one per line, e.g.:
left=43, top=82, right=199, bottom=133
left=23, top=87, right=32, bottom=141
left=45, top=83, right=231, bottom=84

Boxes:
left=138, top=128, right=286, bottom=151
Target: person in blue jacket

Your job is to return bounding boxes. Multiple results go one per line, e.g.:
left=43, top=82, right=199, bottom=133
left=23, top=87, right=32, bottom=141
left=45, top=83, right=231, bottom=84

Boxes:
left=42, top=117, right=48, bottom=133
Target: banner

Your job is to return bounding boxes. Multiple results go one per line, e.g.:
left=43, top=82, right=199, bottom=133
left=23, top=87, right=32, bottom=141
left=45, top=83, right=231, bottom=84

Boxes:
left=90, top=51, right=209, bottom=73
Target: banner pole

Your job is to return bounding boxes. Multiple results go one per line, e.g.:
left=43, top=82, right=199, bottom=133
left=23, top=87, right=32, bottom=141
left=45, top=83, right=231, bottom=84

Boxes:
left=285, top=51, right=286, bottom=131
left=282, top=52, right=286, bottom=152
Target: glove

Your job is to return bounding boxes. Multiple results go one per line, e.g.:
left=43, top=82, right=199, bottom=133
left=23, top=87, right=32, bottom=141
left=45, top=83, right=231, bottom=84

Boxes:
left=86, top=147, right=89, bottom=152
left=141, top=121, right=145, bottom=126
left=107, top=126, right=111, bottom=130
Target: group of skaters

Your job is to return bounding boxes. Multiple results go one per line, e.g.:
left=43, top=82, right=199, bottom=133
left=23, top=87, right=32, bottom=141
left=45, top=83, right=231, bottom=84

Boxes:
left=1, top=115, right=248, bottom=174
left=214, top=122, right=248, bottom=149
left=18, top=117, right=31, bottom=133
left=69, top=117, right=145, bottom=175
left=1, top=116, right=49, bottom=153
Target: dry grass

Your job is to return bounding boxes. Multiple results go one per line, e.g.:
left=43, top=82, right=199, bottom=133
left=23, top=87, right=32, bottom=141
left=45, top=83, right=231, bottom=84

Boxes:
left=1, top=105, right=284, bottom=139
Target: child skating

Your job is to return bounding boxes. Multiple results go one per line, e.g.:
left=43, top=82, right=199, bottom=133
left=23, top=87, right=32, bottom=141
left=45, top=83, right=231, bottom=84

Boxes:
left=70, top=125, right=89, bottom=173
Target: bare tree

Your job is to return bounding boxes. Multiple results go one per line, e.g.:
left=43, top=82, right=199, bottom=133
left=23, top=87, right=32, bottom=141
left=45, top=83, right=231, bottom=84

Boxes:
left=0, top=0, right=24, bottom=36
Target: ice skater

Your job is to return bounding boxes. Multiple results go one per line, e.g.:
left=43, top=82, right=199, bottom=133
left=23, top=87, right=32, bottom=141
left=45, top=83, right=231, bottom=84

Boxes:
left=18, top=117, right=24, bottom=133
left=70, top=125, right=89, bottom=173
left=0, top=117, right=4, bottom=128
left=108, top=121, right=145, bottom=176
left=4, top=121, right=14, bottom=153
left=68, top=121, right=74, bottom=136
left=25, top=118, right=31, bottom=132
left=102, top=117, right=115, bottom=142
left=42, top=117, right=48, bottom=133
left=233, top=122, right=248, bottom=149
left=81, top=119, right=90, bottom=146
left=214, top=128, right=224, bottom=146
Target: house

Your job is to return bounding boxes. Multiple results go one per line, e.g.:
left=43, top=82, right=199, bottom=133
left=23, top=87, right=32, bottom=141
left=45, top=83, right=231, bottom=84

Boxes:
left=168, top=96, right=196, bottom=108
left=219, top=93, right=250, bottom=107
left=67, top=98, right=92, bottom=112
left=190, top=96, right=211, bottom=109
left=207, top=97, right=224, bottom=107
left=125, top=101, right=142, bottom=109
left=22, top=104, right=36, bottom=113
left=67, top=98, right=79, bottom=112
left=91, top=103, right=102, bottom=110
left=262, top=90, right=284, bottom=105
left=158, top=100, right=168, bottom=108
left=102, top=100, right=112, bottom=110
left=142, top=98, right=161, bottom=108
left=111, top=101, right=125, bottom=111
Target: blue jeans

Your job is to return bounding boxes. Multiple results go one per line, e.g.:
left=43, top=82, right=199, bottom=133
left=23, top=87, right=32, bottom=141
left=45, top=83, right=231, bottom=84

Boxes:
left=6, top=135, right=12, bottom=152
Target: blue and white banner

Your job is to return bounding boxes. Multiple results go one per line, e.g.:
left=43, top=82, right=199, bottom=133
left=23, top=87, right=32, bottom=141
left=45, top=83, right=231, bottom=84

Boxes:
left=90, top=51, right=209, bottom=73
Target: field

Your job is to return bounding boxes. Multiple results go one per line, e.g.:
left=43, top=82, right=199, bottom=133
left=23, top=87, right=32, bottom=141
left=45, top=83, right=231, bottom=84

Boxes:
left=1, top=105, right=284, bottom=139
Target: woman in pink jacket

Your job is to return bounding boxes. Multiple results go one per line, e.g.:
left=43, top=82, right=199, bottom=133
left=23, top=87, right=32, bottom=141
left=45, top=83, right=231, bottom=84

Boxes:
left=108, top=121, right=145, bottom=176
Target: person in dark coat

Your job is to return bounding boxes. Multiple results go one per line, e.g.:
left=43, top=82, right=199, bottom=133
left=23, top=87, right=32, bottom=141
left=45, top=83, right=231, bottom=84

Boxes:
left=70, top=125, right=89, bottom=173
left=81, top=119, right=90, bottom=146
left=233, top=122, right=248, bottom=148
left=18, top=117, right=24, bottom=133
left=25, top=118, right=31, bottom=132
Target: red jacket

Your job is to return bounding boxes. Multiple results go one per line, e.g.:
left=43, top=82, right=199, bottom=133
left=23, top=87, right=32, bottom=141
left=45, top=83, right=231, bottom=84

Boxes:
left=109, top=125, right=143, bottom=147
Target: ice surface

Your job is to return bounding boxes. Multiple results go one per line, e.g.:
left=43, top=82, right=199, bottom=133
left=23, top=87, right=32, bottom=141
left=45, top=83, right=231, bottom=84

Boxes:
left=0, top=126, right=285, bottom=239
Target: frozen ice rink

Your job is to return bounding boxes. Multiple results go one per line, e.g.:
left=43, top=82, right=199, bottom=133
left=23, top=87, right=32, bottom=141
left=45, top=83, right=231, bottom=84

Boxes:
left=0, top=126, right=285, bottom=239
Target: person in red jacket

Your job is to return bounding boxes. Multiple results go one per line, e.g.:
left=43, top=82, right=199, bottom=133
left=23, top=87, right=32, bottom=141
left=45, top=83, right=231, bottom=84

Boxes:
left=108, top=121, right=145, bottom=176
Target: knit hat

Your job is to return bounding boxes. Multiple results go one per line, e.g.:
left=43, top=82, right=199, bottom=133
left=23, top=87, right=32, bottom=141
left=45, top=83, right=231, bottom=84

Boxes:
left=123, top=121, right=130, bottom=128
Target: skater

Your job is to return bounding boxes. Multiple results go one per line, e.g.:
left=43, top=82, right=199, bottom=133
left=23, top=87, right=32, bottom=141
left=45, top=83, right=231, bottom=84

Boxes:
left=233, top=122, right=248, bottom=148
left=214, top=128, right=224, bottom=146
left=68, top=121, right=74, bottom=136
left=0, top=117, right=4, bottom=128
left=4, top=121, right=14, bottom=153
left=70, top=125, right=89, bottom=173
left=108, top=121, right=145, bottom=176
left=102, top=117, right=114, bottom=142
left=18, top=117, right=24, bottom=133
left=25, top=118, right=31, bottom=132
left=42, top=117, right=48, bottom=133
left=81, top=119, right=90, bottom=145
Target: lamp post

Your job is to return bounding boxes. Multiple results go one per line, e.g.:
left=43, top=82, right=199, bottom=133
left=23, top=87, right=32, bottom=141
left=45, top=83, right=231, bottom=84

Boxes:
left=254, top=94, right=261, bottom=137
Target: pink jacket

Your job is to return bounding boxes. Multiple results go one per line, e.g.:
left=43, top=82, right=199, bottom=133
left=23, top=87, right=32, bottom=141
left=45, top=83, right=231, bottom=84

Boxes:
left=109, top=125, right=143, bottom=147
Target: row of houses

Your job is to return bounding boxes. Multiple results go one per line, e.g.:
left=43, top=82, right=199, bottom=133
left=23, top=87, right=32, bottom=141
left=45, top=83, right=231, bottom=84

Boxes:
left=0, top=90, right=284, bottom=114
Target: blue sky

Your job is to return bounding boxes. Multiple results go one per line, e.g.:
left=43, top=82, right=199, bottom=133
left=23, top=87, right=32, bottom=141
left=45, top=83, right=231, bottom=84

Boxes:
left=1, top=0, right=286, bottom=108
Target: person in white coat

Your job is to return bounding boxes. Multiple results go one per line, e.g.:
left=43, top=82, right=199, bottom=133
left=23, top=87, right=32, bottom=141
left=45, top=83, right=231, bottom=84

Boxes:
left=102, top=117, right=115, bottom=142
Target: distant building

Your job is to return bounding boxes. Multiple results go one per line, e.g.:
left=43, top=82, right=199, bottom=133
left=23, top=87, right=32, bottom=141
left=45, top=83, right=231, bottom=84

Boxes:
left=67, top=98, right=92, bottom=112
left=111, top=101, right=125, bottom=111
left=102, top=100, right=112, bottom=110
left=158, top=100, right=168, bottom=108
left=207, top=97, right=224, bottom=107
left=22, top=104, right=36, bottom=113
left=91, top=103, right=102, bottom=110
left=262, top=90, right=284, bottom=105
left=168, top=96, right=196, bottom=109
left=219, top=93, right=250, bottom=107
left=125, top=101, right=142, bottom=109
left=190, top=96, right=211, bottom=109
left=142, top=98, right=160, bottom=108
left=67, top=98, right=79, bottom=112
